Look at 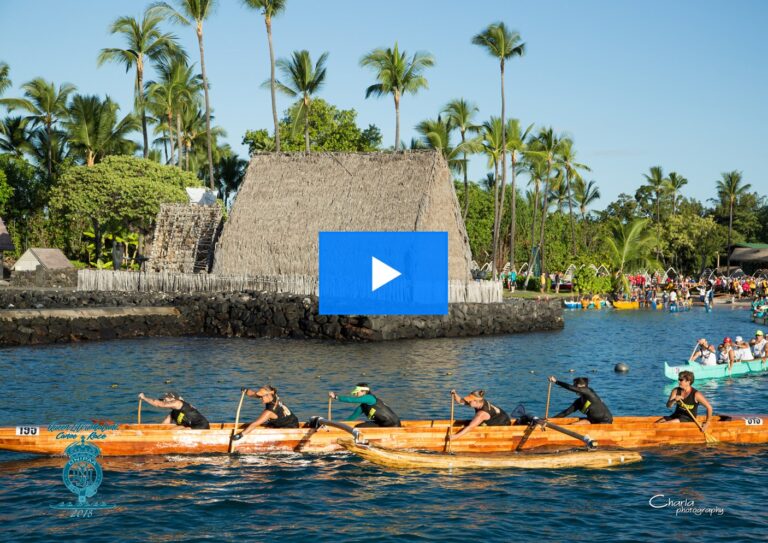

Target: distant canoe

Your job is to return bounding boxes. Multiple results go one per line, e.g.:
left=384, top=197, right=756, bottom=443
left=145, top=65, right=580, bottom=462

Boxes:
left=564, top=301, right=581, bottom=309
left=338, top=439, right=642, bottom=470
left=612, top=301, right=640, bottom=310
left=664, top=360, right=768, bottom=381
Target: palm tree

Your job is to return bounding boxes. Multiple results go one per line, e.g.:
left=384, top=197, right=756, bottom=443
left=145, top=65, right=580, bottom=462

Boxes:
left=5, top=78, right=76, bottom=180
left=415, top=115, right=466, bottom=173
left=65, top=95, right=139, bottom=166
left=605, top=218, right=659, bottom=293
left=716, top=170, right=751, bottom=275
left=442, top=98, right=478, bottom=219
left=525, top=156, right=546, bottom=271
left=474, top=117, right=505, bottom=272
left=0, top=62, right=10, bottom=96
left=642, top=165, right=668, bottom=261
left=558, top=138, right=590, bottom=254
left=360, top=43, right=434, bottom=151
left=666, top=171, right=687, bottom=215
left=146, top=56, right=203, bottom=165
left=0, top=116, right=35, bottom=157
left=242, top=0, right=287, bottom=152
left=523, top=127, right=562, bottom=287
left=157, top=0, right=217, bottom=189
left=506, top=120, right=532, bottom=268
left=573, top=178, right=600, bottom=220
left=272, top=50, right=328, bottom=152
left=214, top=153, right=247, bottom=207
left=98, top=6, right=183, bottom=159
left=548, top=169, right=570, bottom=212
left=472, top=22, right=525, bottom=274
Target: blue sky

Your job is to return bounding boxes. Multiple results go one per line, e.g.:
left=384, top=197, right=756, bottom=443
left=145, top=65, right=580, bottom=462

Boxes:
left=1, top=0, right=766, bottom=207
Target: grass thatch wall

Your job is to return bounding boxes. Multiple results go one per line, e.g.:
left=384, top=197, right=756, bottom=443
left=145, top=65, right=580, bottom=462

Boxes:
left=213, top=151, right=473, bottom=280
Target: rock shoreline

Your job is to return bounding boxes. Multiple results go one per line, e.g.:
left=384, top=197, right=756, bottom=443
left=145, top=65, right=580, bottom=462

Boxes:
left=0, top=289, right=564, bottom=346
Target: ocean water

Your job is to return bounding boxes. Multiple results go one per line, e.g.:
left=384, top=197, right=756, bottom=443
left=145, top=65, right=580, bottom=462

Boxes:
left=1, top=305, right=767, bottom=542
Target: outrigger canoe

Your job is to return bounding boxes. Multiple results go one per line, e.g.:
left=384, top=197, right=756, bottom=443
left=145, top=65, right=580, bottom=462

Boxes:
left=664, top=360, right=768, bottom=381
left=338, top=440, right=641, bottom=469
left=612, top=301, right=640, bottom=310
left=2, top=415, right=767, bottom=456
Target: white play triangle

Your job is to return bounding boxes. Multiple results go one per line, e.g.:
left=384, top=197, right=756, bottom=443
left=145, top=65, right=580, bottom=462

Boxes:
left=371, top=256, right=402, bottom=292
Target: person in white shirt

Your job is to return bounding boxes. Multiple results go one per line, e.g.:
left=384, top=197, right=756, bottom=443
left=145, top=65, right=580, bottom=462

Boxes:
left=734, top=336, right=754, bottom=361
left=690, top=338, right=717, bottom=366
left=751, top=330, right=766, bottom=360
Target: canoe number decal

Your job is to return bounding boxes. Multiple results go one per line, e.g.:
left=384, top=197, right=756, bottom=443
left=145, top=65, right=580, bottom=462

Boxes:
left=15, top=426, right=39, bottom=436
left=745, top=418, right=763, bottom=426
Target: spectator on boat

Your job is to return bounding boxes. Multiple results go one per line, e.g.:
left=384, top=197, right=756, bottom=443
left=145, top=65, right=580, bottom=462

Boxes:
left=751, top=330, right=766, bottom=360
left=690, top=338, right=717, bottom=366
left=232, top=385, right=299, bottom=440
left=733, top=336, right=755, bottom=361
left=328, top=383, right=401, bottom=427
left=138, top=391, right=210, bottom=429
left=658, top=370, right=713, bottom=429
left=547, top=376, right=613, bottom=424
left=448, top=389, right=511, bottom=440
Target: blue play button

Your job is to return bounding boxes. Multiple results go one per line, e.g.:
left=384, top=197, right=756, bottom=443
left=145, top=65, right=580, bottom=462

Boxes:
left=319, top=232, right=448, bottom=315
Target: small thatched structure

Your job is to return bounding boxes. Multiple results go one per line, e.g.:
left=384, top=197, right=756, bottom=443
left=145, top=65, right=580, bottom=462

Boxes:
left=149, top=204, right=222, bottom=273
left=13, top=248, right=73, bottom=272
left=213, top=151, right=473, bottom=281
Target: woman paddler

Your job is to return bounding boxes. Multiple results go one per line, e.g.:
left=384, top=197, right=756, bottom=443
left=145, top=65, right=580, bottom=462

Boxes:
left=138, top=391, right=210, bottom=429
left=328, top=383, right=401, bottom=427
left=657, top=370, right=713, bottom=428
left=231, top=385, right=299, bottom=440
left=548, top=376, right=613, bottom=424
left=448, top=389, right=511, bottom=441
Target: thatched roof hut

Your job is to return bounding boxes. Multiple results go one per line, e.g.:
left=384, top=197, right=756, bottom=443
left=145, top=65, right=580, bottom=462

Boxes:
left=0, top=218, right=13, bottom=252
left=12, top=248, right=73, bottom=271
left=149, top=203, right=222, bottom=273
left=213, top=151, right=473, bottom=281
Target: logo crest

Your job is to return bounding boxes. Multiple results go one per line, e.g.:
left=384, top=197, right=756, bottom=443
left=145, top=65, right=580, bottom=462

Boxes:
left=51, top=437, right=114, bottom=512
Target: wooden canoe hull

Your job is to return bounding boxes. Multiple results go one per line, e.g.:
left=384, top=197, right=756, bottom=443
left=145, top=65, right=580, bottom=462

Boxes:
left=2, top=415, right=767, bottom=456
left=338, top=440, right=643, bottom=469
left=612, top=301, right=640, bottom=310
left=664, top=361, right=768, bottom=380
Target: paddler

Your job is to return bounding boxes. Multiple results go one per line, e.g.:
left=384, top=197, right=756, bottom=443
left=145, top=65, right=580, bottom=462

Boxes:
left=232, top=385, right=299, bottom=440
left=138, top=391, right=210, bottom=429
left=328, top=383, right=401, bottom=427
left=657, top=370, right=713, bottom=428
left=547, top=376, right=613, bottom=424
left=448, top=389, right=511, bottom=441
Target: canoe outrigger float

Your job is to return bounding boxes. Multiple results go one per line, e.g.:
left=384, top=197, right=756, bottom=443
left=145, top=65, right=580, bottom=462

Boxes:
left=664, top=360, right=768, bottom=381
left=1, top=413, right=766, bottom=457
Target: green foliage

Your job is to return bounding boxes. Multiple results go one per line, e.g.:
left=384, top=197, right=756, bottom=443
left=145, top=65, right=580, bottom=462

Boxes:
left=572, top=266, right=611, bottom=294
left=0, top=168, right=12, bottom=215
left=243, top=99, right=381, bottom=154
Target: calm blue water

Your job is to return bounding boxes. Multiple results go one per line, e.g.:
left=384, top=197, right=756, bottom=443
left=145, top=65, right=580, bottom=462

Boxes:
left=1, top=305, right=767, bottom=542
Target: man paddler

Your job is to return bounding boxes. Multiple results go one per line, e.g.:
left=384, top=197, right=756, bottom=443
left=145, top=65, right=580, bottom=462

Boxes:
left=138, top=391, right=210, bottom=429
left=449, top=389, right=511, bottom=441
left=232, top=385, right=299, bottom=440
left=548, top=376, right=613, bottom=424
left=328, top=383, right=401, bottom=427
left=657, top=370, right=713, bottom=428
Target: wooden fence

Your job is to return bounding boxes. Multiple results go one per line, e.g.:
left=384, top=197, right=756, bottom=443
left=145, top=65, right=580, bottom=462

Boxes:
left=78, top=270, right=503, bottom=303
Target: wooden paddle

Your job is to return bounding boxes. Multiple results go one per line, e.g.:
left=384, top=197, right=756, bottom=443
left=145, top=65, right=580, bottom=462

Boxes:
left=677, top=401, right=718, bottom=444
left=545, top=380, right=553, bottom=419
left=229, top=389, right=247, bottom=454
left=137, top=398, right=142, bottom=424
left=688, top=342, right=700, bottom=362
left=445, top=392, right=455, bottom=453
left=327, top=397, right=333, bottom=421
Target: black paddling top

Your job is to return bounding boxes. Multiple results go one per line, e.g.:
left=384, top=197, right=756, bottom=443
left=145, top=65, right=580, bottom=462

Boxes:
left=360, top=395, right=401, bottom=427
left=170, top=401, right=210, bottom=429
left=477, top=400, right=511, bottom=426
left=670, top=387, right=699, bottom=422
left=553, top=381, right=613, bottom=424
left=263, top=398, right=299, bottom=428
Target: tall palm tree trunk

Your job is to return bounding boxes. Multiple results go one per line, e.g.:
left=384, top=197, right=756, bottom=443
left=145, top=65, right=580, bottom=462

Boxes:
left=566, top=172, right=576, bottom=255
left=461, top=130, right=469, bottom=220
left=497, top=59, right=507, bottom=278
left=266, top=16, right=280, bottom=152
left=166, top=110, right=175, bottom=164
left=304, top=98, right=310, bottom=152
left=537, top=162, right=553, bottom=273
left=394, top=92, right=400, bottom=151
left=509, top=157, right=518, bottom=268
left=46, top=121, right=52, bottom=181
left=137, top=58, right=149, bottom=158
left=176, top=113, right=183, bottom=168
left=491, top=159, right=500, bottom=275
left=196, top=23, right=215, bottom=189
left=727, top=200, right=733, bottom=275
left=522, top=179, right=540, bottom=289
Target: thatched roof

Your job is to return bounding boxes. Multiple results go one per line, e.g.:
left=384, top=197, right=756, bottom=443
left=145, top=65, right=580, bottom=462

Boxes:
left=0, top=218, right=13, bottom=252
left=15, top=248, right=73, bottom=270
left=213, top=151, right=473, bottom=280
